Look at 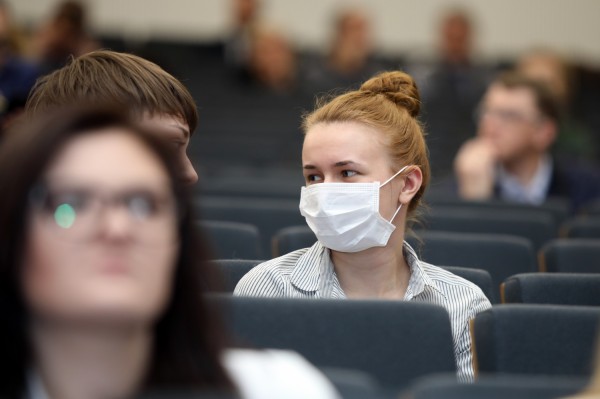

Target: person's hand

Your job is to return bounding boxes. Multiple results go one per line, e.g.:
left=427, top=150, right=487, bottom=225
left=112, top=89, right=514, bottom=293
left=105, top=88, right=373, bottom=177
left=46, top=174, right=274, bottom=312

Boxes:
left=454, top=138, right=498, bottom=200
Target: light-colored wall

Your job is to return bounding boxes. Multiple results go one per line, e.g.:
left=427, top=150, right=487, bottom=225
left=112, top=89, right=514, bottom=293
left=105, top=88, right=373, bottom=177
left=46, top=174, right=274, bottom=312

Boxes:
left=8, top=0, right=600, bottom=65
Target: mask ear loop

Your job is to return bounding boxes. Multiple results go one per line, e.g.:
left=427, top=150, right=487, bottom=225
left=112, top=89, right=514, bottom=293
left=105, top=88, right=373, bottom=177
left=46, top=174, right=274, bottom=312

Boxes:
left=380, top=165, right=409, bottom=187
left=380, top=165, right=410, bottom=223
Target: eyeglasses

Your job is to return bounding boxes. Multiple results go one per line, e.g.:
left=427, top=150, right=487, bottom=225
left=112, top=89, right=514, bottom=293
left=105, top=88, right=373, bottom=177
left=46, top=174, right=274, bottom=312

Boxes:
left=28, top=184, right=179, bottom=245
left=474, top=106, right=542, bottom=126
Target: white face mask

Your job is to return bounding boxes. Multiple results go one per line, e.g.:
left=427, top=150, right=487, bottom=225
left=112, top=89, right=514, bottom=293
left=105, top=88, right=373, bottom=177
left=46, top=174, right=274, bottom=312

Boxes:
left=299, top=166, right=408, bottom=253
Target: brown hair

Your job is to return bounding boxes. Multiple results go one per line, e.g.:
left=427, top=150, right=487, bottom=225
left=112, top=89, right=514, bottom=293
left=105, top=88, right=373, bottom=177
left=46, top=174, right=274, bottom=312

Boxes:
left=25, top=50, right=198, bottom=133
left=494, top=71, right=561, bottom=123
left=302, top=70, right=430, bottom=216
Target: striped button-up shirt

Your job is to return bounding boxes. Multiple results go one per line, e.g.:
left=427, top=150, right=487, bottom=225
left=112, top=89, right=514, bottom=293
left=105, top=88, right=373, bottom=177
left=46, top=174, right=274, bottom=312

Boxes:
left=234, top=241, right=491, bottom=382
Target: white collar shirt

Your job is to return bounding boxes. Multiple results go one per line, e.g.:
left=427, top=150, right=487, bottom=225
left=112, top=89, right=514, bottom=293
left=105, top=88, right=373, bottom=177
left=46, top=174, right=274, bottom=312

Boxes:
left=234, top=241, right=492, bottom=382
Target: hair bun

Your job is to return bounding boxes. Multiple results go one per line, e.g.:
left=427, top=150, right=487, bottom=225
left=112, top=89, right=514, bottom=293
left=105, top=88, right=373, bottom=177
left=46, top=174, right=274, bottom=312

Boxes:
left=359, top=71, right=421, bottom=117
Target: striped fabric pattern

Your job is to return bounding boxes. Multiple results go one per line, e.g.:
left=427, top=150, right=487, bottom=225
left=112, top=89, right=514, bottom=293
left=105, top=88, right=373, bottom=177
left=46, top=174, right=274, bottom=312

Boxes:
left=234, top=241, right=492, bottom=382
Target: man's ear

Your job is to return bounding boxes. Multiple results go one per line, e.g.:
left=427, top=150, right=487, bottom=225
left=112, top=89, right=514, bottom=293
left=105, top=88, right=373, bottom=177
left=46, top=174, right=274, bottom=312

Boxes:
left=533, top=119, right=558, bottom=152
left=399, top=166, right=423, bottom=205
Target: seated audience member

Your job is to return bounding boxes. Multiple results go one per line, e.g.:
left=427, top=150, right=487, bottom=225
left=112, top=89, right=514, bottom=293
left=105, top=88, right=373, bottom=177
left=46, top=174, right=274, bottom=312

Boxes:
left=0, top=1, right=39, bottom=130
left=454, top=72, right=600, bottom=212
left=407, top=8, right=492, bottom=180
left=303, top=9, right=385, bottom=94
left=0, top=108, right=340, bottom=399
left=25, top=50, right=198, bottom=185
left=29, top=0, right=99, bottom=73
left=234, top=71, right=491, bottom=382
left=224, top=0, right=261, bottom=70
left=241, top=23, right=297, bottom=94
left=517, top=49, right=598, bottom=161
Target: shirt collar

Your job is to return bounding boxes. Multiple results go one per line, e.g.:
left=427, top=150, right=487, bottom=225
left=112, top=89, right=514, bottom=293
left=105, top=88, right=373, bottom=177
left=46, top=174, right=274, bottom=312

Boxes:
left=290, top=241, right=328, bottom=292
left=497, top=155, right=553, bottom=205
left=290, top=241, right=445, bottom=299
left=403, top=241, right=445, bottom=299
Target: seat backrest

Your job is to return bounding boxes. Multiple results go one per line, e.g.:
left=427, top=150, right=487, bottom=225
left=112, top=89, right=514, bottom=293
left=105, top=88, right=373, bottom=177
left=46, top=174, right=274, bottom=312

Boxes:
left=472, top=304, right=600, bottom=376
left=502, top=273, right=600, bottom=306
left=208, top=259, right=264, bottom=293
left=272, top=225, right=316, bottom=257
left=409, top=373, right=587, bottom=399
left=197, top=196, right=306, bottom=257
left=407, top=231, right=536, bottom=302
left=421, top=207, right=557, bottom=250
left=582, top=199, right=600, bottom=216
left=440, top=266, right=495, bottom=304
left=561, top=217, right=600, bottom=239
left=208, top=295, right=456, bottom=390
left=424, top=196, right=570, bottom=226
left=539, top=238, right=600, bottom=273
left=197, top=220, right=262, bottom=259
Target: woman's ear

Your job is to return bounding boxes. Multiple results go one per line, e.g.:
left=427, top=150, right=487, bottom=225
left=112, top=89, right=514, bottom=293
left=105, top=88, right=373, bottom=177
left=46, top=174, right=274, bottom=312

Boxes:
left=399, top=166, right=423, bottom=205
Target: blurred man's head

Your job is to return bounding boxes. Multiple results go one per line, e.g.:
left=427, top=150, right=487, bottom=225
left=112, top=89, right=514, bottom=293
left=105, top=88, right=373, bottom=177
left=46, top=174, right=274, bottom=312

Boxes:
left=248, top=25, right=296, bottom=92
left=439, top=9, right=473, bottom=65
left=477, top=72, right=560, bottom=166
left=518, top=49, right=572, bottom=110
left=26, top=50, right=199, bottom=185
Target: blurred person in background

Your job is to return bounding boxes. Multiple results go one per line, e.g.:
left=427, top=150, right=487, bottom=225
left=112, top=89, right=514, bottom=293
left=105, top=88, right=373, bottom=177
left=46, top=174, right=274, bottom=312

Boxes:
left=0, top=107, right=341, bottom=399
left=303, top=9, right=385, bottom=94
left=224, top=0, right=261, bottom=70
left=0, top=0, right=39, bottom=132
left=242, top=23, right=298, bottom=94
left=409, top=8, right=493, bottom=181
left=454, top=72, right=600, bottom=213
left=517, top=49, right=598, bottom=162
left=30, top=0, right=99, bottom=74
left=235, top=71, right=491, bottom=382
left=25, top=50, right=199, bottom=185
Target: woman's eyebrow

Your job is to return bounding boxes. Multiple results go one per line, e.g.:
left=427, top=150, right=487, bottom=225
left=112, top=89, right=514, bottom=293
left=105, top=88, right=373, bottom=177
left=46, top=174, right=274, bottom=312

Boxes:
left=333, top=160, right=361, bottom=167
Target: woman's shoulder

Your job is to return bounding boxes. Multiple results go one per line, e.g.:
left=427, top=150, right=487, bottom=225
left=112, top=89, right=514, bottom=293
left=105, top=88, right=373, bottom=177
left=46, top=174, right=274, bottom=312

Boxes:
left=420, top=262, right=491, bottom=308
left=233, top=247, right=312, bottom=296
left=222, top=349, right=340, bottom=399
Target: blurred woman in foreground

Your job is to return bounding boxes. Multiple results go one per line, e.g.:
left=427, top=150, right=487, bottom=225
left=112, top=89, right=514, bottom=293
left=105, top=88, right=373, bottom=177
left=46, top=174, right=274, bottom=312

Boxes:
left=0, top=108, right=338, bottom=398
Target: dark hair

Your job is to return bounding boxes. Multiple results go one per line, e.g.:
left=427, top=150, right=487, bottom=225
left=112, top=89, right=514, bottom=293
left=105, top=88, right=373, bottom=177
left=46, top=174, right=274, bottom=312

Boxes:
left=494, top=71, right=561, bottom=123
left=0, top=108, right=231, bottom=397
left=25, top=50, right=199, bottom=134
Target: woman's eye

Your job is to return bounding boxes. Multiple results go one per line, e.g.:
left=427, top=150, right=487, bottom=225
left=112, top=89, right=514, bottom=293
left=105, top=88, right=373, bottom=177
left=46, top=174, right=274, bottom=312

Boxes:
left=126, top=195, right=158, bottom=220
left=50, top=192, right=89, bottom=212
left=341, top=170, right=357, bottom=178
left=306, top=175, right=323, bottom=183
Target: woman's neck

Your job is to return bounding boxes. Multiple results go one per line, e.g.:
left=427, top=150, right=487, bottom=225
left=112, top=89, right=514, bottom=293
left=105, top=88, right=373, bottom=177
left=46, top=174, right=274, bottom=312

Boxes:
left=330, top=230, right=410, bottom=299
left=31, top=319, right=152, bottom=399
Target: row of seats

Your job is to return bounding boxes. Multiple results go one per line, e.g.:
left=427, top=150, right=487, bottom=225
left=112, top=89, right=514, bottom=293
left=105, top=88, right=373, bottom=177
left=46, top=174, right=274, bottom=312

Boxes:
left=208, top=259, right=600, bottom=306
left=209, top=295, right=600, bottom=391
left=200, top=219, right=599, bottom=300
left=195, top=196, right=600, bottom=256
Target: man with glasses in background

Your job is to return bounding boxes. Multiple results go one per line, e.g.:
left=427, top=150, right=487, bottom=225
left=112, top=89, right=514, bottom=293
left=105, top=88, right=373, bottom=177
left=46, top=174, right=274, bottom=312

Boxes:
left=453, top=72, right=600, bottom=213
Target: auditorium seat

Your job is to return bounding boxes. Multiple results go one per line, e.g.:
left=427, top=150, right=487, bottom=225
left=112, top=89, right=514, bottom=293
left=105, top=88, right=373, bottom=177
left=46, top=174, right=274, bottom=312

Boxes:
left=208, top=259, right=263, bottom=293
left=472, top=304, right=600, bottom=376
left=407, top=231, right=536, bottom=302
left=197, top=220, right=262, bottom=259
left=502, top=273, right=600, bottom=306
left=196, top=196, right=306, bottom=256
left=420, top=206, right=557, bottom=250
left=208, top=295, right=456, bottom=390
left=539, top=238, right=600, bottom=273
left=409, top=373, right=587, bottom=399
left=561, top=216, right=600, bottom=239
